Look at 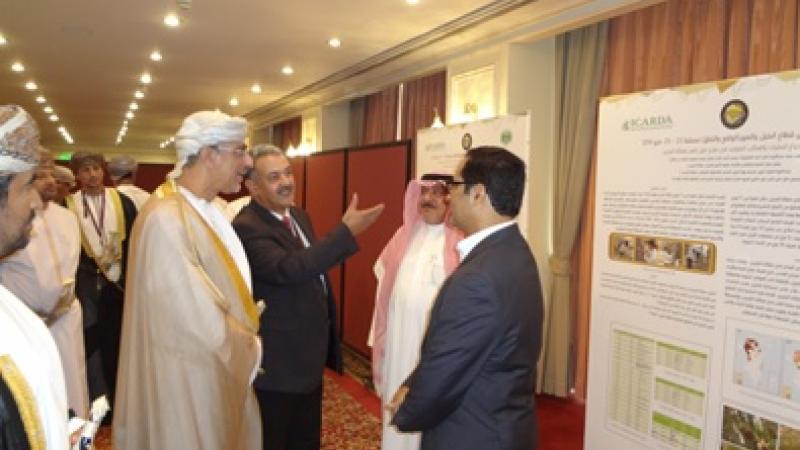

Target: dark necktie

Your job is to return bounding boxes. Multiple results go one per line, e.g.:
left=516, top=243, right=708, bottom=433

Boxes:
left=282, top=214, right=298, bottom=238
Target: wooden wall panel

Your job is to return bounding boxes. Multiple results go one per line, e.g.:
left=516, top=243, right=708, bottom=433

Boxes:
left=305, top=152, right=346, bottom=332
left=342, top=144, right=409, bottom=356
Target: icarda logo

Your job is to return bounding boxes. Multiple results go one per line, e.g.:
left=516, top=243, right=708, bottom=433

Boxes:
left=621, top=115, right=673, bottom=131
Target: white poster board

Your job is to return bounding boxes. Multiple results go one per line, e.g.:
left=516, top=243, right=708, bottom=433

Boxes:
left=416, top=114, right=531, bottom=238
left=586, top=71, right=800, bottom=450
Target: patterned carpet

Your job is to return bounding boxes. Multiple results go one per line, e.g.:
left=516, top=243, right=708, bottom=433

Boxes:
left=92, top=370, right=381, bottom=449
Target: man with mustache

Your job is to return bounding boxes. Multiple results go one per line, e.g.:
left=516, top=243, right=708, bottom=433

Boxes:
left=0, top=147, right=89, bottom=418
left=65, top=151, right=137, bottom=415
left=114, top=110, right=262, bottom=450
left=368, top=174, right=462, bottom=450
left=0, top=104, right=70, bottom=449
left=233, top=144, right=384, bottom=450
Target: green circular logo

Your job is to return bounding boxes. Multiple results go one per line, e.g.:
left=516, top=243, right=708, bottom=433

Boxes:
left=501, top=130, right=512, bottom=145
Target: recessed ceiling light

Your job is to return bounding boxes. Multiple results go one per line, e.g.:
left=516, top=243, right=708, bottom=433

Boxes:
left=48, top=114, right=58, bottom=122
left=24, top=81, right=37, bottom=90
left=281, top=65, right=294, bottom=75
left=57, top=126, right=65, bottom=133
left=150, top=50, right=163, bottom=62
left=164, top=13, right=180, bottom=27
left=35, top=96, right=46, bottom=104
left=123, top=120, right=129, bottom=126
left=126, top=111, right=135, bottom=119
left=140, top=72, right=152, bottom=84
left=129, top=102, right=139, bottom=110
left=328, top=37, right=341, bottom=48
left=406, top=0, right=420, bottom=4
left=251, top=83, right=262, bottom=94
left=11, top=62, right=24, bottom=73
left=229, top=97, right=239, bottom=107
left=43, top=106, right=53, bottom=113
left=0, top=34, right=6, bottom=45
left=134, top=90, right=145, bottom=99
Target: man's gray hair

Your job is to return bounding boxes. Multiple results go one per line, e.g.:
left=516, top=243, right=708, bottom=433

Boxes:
left=250, top=144, right=285, bottom=162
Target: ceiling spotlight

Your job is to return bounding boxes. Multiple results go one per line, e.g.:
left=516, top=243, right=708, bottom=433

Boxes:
left=24, top=81, right=37, bottom=90
left=129, top=102, right=139, bottom=110
left=134, top=90, right=145, bottom=99
left=0, top=34, right=6, bottom=45
left=57, top=126, right=66, bottom=133
left=159, top=142, right=165, bottom=149
left=120, top=129, right=127, bottom=136
left=48, top=114, right=58, bottom=122
left=169, top=136, right=175, bottom=142
left=35, top=96, right=46, bottom=104
left=164, top=12, right=180, bottom=27
left=123, top=120, right=129, bottom=126
left=281, top=65, right=294, bottom=75
left=150, top=50, right=163, bottom=62
left=11, top=62, right=24, bottom=72
left=229, top=97, right=239, bottom=107
left=328, top=37, right=341, bottom=48
left=43, top=106, right=53, bottom=113
left=251, top=83, right=262, bottom=94
left=140, top=72, right=152, bottom=84
left=126, top=111, right=135, bottom=119
left=406, top=0, right=420, bottom=4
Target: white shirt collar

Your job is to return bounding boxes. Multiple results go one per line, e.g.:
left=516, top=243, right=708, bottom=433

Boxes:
left=269, top=208, right=290, bottom=221
left=456, top=220, right=515, bottom=261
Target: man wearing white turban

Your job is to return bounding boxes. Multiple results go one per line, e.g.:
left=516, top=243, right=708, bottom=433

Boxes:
left=0, top=148, right=90, bottom=419
left=114, top=110, right=262, bottom=450
left=0, top=104, right=70, bottom=450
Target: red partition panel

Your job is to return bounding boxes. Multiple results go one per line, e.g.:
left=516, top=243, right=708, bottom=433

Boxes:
left=343, top=143, right=409, bottom=356
left=305, top=152, right=346, bottom=324
left=290, top=157, right=306, bottom=208
left=136, top=163, right=173, bottom=192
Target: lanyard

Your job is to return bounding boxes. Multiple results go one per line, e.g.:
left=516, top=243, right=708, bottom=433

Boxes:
left=82, top=191, right=106, bottom=240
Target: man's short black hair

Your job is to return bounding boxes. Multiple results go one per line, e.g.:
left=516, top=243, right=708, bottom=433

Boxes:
left=461, top=146, right=525, bottom=217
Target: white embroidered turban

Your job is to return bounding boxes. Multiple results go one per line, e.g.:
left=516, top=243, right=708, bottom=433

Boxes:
left=0, top=105, right=40, bottom=174
left=170, top=110, right=247, bottom=179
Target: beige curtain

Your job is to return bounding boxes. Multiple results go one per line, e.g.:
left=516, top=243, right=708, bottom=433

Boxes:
left=539, top=21, right=608, bottom=397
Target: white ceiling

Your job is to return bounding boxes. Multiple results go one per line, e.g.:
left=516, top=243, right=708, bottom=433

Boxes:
left=0, top=0, right=497, bottom=154
left=1, top=0, right=656, bottom=157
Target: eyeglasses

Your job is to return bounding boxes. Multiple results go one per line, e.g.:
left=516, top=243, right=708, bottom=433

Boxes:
left=213, top=144, right=248, bottom=157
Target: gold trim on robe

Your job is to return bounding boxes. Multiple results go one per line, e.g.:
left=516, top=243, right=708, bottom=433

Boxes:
left=65, top=188, right=127, bottom=283
left=0, top=355, right=46, bottom=450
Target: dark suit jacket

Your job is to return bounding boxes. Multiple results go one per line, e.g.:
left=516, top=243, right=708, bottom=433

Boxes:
left=393, top=224, right=544, bottom=450
left=233, top=201, right=358, bottom=393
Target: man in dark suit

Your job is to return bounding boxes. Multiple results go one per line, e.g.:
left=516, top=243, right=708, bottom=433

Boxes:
left=390, top=146, right=544, bottom=450
left=233, top=144, right=383, bottom=450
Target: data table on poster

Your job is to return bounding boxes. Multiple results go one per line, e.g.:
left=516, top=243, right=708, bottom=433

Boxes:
left=609, top=330, right=654, bottom=434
